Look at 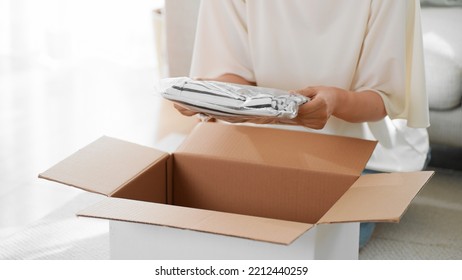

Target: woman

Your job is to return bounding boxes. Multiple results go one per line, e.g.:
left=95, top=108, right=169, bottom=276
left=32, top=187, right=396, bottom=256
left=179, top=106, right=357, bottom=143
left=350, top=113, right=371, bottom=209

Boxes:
left=177, top=0, right=430, bottom=249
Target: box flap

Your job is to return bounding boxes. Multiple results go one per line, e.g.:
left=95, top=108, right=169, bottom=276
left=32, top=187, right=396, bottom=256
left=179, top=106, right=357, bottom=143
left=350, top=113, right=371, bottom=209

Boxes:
left=318, top=171, right=434, bottom=224
left=77, top=197, right=314, bottom=245
left=177, top=123, right=377, bottom=176
left=39, top=136, right=169, bottom=197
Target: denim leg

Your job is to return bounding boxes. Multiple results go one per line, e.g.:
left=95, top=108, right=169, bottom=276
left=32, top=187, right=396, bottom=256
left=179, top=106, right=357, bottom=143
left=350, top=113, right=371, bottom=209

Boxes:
left=359, top=169, right=380, bottom=249
left=359, top=222, right=376, bottom=249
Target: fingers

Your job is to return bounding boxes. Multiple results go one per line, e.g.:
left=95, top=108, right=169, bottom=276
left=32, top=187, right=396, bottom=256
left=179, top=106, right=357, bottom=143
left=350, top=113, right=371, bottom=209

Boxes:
left=296, top=103, right=329, bottom=129
left=294, top=88, right=333, bottom=129
left=291, top=86, right=319, bottom=99
left=173, top=103, right=198, bottom=117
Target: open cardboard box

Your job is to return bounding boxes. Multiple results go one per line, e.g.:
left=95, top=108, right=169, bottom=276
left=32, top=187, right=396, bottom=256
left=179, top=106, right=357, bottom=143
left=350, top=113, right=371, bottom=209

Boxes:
left=39, top=122, right=433, bottom=259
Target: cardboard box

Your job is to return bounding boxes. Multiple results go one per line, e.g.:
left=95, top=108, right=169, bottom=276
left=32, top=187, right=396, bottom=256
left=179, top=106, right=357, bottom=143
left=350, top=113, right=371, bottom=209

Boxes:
left=39, top=122, right=434, bottom=259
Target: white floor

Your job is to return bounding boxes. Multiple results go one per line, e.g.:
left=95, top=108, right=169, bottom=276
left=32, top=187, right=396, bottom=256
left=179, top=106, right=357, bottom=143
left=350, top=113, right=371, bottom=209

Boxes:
left=0, top=0, right=189, bottom=241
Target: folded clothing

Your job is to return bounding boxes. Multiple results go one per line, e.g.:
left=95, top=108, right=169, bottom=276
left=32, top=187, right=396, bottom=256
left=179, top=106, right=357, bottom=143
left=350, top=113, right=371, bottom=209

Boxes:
left=159, top=77, right=308, bottom=121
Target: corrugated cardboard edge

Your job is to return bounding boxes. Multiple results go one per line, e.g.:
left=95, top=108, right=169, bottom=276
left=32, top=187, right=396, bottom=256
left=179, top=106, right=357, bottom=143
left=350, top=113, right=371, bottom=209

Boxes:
left=77, top=197, right=314, bottom=245
left=166, top=155, right=173, bottom=204
left=318, top=171, right=435, bottom=224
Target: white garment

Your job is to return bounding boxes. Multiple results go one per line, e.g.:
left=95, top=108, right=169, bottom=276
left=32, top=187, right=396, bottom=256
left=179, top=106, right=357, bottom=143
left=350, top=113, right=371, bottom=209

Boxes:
left=190, top=0, right=430, bottom=172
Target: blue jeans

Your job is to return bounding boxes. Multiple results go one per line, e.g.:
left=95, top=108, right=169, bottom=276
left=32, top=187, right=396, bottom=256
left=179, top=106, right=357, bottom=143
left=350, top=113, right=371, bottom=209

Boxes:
left=359, top=169, right=380, bottom=249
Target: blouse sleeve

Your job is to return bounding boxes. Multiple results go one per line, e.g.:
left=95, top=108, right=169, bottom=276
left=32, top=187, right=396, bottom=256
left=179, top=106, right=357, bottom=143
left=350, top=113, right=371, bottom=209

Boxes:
left=189, top=0, right=255, bottom=82
left=352, top=0, right=429, bottom=128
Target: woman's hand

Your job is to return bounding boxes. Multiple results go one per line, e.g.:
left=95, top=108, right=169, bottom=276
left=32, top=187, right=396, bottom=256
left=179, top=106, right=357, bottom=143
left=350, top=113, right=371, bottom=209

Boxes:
left=292, top=86, right=387, bottom=129
left=291, top=86, right=341, bottom=129
left=173, top=103, right=197, bottom=117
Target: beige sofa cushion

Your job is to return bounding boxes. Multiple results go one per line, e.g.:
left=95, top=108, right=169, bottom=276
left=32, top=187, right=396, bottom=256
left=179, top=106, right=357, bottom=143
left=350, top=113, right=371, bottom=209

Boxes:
left=425, top=49, right=462, bottom=110
left=421, top=7, right=462, bottom=110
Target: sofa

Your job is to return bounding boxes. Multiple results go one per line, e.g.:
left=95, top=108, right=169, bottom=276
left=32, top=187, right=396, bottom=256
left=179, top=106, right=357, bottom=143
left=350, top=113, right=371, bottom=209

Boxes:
left=164, top=0, right=462, bottom=148
left=420, top=5, right=462, bottom=148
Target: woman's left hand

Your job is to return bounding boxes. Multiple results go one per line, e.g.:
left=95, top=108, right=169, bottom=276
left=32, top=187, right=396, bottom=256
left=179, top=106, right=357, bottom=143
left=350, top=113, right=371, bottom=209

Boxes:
left=291, top=86, right=342, bottom=129
left=292, top=86, right=387, bottom=129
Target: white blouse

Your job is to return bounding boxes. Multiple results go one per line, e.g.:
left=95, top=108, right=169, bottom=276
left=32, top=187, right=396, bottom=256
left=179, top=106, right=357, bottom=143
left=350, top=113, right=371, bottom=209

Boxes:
left=190, top=0, right=430, bottom=172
